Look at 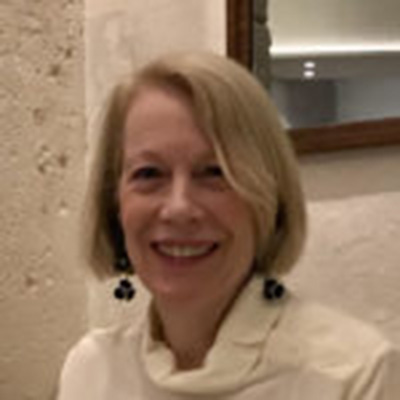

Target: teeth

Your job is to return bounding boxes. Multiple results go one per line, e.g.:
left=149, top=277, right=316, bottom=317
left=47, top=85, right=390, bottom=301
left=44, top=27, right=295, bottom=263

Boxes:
left=157, top=244, right=214, bottom=258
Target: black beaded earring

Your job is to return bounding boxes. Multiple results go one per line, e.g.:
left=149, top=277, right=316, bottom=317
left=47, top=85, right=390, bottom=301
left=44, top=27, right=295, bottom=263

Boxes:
left=263, top=278, right=285, bottom=301
left=113, top=255, right=136, bottom=301
left=110, top=215, right=136, bottom=301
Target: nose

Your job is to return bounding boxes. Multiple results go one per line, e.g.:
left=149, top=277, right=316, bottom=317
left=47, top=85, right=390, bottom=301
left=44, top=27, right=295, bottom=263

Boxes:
left=159, top=175, right=203, bottom=225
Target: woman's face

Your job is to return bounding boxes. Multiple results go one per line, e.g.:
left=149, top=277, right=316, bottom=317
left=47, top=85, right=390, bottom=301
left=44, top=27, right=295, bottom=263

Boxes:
left=118, top=86, right=255, bottom=308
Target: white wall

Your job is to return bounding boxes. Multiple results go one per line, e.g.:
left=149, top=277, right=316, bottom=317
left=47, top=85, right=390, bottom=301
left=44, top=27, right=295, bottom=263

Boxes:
left=292, top=146, right=400, bottom=346
left=85, top=0, right=225, bottom=147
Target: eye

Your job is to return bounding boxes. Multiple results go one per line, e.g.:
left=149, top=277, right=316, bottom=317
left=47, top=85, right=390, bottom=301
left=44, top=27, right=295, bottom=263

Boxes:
left=131, top=166, right=163, bottom=180
left=201, top=164, right=224, bottom=178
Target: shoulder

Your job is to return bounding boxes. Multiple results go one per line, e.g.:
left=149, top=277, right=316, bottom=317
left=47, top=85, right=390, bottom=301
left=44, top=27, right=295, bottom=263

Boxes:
left=61, top=323, right=142, bottom=372
left=272, top=294, right=400, bottom=396
left=280, top=295, right=391, bottom=363
left=62, top=327, right=118, bottom=367
left=288, top=295, right=383, bottom=341
left=57, top=323, right=143, bottom=399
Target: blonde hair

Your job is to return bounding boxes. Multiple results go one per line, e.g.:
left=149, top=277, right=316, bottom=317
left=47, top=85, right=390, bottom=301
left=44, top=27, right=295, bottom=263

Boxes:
left=83, top=52, right=306, bottom=279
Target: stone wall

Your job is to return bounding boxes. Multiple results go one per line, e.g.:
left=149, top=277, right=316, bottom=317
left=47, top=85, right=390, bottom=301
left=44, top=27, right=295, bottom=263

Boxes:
left=0, top=1, right=87, bottom=399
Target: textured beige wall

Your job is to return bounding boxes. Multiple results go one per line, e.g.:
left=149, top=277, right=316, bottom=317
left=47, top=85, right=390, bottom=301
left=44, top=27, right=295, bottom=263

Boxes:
left=0, top=1, right=87, bottom=399
left=85, top=0, right=226, bottom=327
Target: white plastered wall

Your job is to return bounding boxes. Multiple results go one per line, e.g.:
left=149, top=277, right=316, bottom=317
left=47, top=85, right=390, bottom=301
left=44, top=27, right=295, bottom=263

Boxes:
left=0, top=1, right=87, bottom=399
left=292, top=148, right=400, bottom=347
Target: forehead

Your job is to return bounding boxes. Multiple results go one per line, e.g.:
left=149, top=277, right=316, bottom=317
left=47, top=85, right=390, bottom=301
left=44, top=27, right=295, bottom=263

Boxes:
left=123, top=86, right=215, bottom=160
left=126, top=85, right=192, bottom=126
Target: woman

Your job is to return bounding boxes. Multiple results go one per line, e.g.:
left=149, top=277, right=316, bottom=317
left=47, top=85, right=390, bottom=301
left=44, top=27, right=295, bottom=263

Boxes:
left=57, top=52, right=400, bottom=399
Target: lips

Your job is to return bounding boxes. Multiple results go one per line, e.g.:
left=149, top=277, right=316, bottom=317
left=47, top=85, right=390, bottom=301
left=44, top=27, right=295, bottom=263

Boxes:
left=151, top=241, right=219, bottom=259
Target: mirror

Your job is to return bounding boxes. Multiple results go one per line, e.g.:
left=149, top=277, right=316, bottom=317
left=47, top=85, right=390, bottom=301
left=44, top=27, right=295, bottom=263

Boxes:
left=227, top=0, right=400, bottom=154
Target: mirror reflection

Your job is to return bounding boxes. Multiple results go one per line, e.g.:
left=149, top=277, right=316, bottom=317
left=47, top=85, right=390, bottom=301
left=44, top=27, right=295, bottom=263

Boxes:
left=263, top=0, right=400, bottom=130
left=270, top=52, right=400, bottom=129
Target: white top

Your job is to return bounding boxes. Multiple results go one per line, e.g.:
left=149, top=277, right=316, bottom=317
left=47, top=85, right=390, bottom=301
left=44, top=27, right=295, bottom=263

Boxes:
left=57, top=277, right=400, bottom=399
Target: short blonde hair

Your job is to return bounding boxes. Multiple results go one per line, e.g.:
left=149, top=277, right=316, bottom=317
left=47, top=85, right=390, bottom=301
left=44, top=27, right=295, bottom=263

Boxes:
left=83, top=52, right=306, bottom=279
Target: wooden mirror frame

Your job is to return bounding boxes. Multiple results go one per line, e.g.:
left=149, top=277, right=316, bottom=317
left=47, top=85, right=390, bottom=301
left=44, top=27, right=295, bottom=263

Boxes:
left=226, top=0, right=400, bottom=154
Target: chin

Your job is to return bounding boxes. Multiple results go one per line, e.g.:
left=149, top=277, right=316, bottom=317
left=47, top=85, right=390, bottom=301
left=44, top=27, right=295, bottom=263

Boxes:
left=147, top=278, right=207, bottom=305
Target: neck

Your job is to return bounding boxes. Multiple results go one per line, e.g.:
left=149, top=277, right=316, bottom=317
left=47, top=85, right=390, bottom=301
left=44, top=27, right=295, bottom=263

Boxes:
left=152, top=294, right=233, bottom=370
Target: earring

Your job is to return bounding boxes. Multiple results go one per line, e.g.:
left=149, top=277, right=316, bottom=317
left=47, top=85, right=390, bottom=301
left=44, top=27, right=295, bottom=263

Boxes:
left=114, top=277, right=135, bottom=301
left=263, top=278, right=285, bottom=301
left=113, top=255, right=135, bottom=301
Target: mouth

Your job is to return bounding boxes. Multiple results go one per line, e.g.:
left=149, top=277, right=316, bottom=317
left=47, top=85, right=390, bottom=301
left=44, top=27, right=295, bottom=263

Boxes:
left=151, top=241, right=219, bottom=260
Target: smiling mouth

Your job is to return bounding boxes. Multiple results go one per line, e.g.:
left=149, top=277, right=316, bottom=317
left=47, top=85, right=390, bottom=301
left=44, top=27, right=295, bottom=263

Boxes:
left=152, top=243, right=219, bottom=259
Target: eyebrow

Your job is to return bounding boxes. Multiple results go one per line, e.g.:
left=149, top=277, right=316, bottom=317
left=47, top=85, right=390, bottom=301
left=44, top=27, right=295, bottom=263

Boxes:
left=122, top=149, right=218, bottom=170
left=122, top=151, right=161, bottom=171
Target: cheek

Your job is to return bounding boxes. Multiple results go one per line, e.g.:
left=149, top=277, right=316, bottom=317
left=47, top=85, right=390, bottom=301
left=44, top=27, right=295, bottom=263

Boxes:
left=118, top=196, right=148, bottom=245
left=218, top=197, right=255, bottom=245
left=220, top=202, right=257, bottom=279
left=119, top=212, right=150, bottom=269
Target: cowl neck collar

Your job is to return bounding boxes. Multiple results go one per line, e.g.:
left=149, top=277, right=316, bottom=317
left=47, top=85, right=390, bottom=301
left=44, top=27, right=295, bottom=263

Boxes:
left=140, top=276, right=288, bottom=395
